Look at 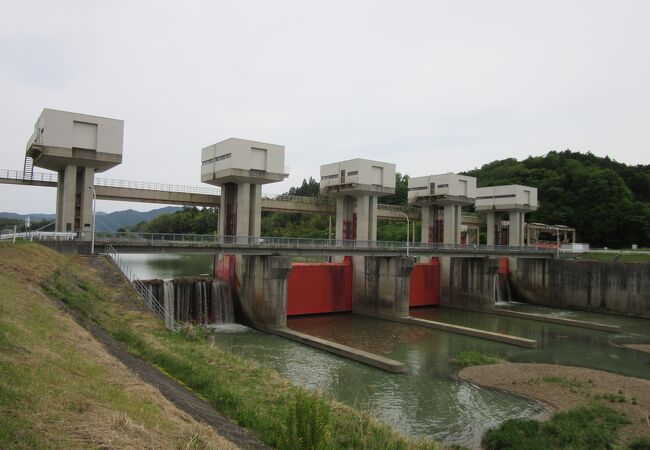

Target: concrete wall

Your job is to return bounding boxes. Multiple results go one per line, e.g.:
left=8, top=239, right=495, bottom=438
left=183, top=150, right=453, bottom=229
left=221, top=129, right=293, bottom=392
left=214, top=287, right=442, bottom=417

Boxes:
left=352, top=256, right=414, bottom=318
left=512, top=259, right=650, bottom=318
left=445, top=257, right=500, bottom=310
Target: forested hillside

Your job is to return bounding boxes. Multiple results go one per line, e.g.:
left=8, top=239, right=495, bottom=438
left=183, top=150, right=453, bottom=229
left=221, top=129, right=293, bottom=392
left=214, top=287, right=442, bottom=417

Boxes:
left=464, top=151, right=650, bottom=247
left=124, top=151, right=650, bottom=248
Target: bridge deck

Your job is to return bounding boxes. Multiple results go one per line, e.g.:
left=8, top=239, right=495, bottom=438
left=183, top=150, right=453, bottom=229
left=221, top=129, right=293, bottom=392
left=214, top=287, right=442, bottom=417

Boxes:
left=0, top=169, right=484, bottom=223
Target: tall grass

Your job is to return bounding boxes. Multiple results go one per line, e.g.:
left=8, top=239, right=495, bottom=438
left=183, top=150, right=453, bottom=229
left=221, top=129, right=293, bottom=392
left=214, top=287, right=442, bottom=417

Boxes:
left=482, top=403, right=630, bottom=450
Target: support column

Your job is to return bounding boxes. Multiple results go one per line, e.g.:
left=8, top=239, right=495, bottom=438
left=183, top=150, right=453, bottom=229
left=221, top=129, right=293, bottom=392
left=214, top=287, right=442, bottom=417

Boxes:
left=237, top=255, right=292, bottom=330
left=509, top=211, right=524, bottom=247
left=443, top=204, right=461, bottom=244
left=249, top=184, right=262, bottom=237
left=236, top=183, right=251, bottom=238
left=356, top=195, right=371, bottom=241
left=368, top=196, right=378, bottom=241
left=78, top=167, right=94, bottom=241
left=421, top=205, right=433, bottom=243
left=55, top=169, right=65, bottom=232
left=61, top=164, right=77, bottom=233
left=352, top=256, right=414, bottom=318
left=486, top=211, right=496, bottom=245
left=335, top=198, right=345, bottom=241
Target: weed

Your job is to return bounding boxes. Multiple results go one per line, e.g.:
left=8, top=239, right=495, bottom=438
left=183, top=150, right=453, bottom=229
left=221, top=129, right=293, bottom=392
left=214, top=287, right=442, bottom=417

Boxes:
left=541, top=376, right=583, bottom=389
left=455, top=351, right=501, bottom=368
left=278, top=390, right=333, bottom=450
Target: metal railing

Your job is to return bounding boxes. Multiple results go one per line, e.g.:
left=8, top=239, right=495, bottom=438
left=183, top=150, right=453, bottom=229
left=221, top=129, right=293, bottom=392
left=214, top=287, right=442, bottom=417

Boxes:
left=103, top=244, right=176, bottom=330
left=94, top=231, right=554, bottom=254
left=94, top=177, right=220, bottom=196
left=0, top=231, right=77, bottom=241
left=0, top=170, right=220, bottom=196
left=0, top=169, right=58, bottom=183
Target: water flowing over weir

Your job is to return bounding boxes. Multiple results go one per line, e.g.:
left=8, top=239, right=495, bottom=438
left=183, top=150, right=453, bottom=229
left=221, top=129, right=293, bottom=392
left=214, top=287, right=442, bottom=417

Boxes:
left=143, top=278, right=234, bottom=325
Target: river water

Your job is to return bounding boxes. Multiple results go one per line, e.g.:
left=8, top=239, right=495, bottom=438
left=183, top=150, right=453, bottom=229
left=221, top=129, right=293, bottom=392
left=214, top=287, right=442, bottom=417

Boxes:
left=122, top=253, right=650, bottom=448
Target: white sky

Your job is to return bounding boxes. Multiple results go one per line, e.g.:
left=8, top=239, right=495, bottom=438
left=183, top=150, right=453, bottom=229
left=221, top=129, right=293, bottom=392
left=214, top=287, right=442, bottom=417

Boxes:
left=1, top=0, right=649, bottom=214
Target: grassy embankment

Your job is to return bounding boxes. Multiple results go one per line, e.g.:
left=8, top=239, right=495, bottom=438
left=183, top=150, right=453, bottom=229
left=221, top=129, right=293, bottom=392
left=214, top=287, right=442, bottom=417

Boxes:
left=1, top=242, right=437, bottom=450
left=454, top=351, right=650, bottom=450
left=0, top=241, right=236, bottom=449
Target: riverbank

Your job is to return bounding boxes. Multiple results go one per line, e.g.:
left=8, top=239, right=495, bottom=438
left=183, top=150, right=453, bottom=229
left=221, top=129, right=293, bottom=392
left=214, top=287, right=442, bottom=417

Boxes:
left=1, top=242, right=437, bottom=449
left=0, top=242, right=238, bottom=449
left=459, top=362, right=650, bottom=445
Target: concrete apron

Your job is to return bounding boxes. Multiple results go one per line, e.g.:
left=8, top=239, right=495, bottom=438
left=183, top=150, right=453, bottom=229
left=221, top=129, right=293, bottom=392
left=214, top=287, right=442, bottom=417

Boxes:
left=232, top=254, right=405, bottom=374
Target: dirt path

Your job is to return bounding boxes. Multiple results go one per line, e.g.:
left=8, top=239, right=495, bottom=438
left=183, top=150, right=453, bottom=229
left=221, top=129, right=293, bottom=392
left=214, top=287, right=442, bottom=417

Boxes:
left=50, top=294, right=270, bottom=450
left=459, top=363, right=650, bottom=444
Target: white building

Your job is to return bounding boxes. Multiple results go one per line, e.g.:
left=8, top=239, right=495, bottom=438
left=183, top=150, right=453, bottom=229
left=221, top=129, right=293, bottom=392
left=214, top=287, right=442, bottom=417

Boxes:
left=201, top=138, right=288, bottom=237
left=408, top=173, right=477, bottom=244
left=320, top=159, right=396, bottom=241
left=475, top=185, right=538, bottom=246
left=26, top=109, right=124, bottom=236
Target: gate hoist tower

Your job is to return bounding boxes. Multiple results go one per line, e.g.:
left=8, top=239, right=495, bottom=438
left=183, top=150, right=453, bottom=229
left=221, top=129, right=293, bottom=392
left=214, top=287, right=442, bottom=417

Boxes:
left=475, top=185, right=538, bottom=246
left=25, top=109, right=124, bottom=239
left=201, top=138, right=288, bottom=238
left=319, top=159, right=395, bottom=241
left=408, top=173, right=477, bottom=244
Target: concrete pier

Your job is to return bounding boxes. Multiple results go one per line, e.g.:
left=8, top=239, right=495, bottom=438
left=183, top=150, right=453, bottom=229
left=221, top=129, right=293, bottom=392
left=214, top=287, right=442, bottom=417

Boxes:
left=446, top=257, right=501, bottom=310
left=271, top=328, right=405, bottom=373
left=237, top=255, right=292, bottom=330
left=352, top=256, right=415, bottom=318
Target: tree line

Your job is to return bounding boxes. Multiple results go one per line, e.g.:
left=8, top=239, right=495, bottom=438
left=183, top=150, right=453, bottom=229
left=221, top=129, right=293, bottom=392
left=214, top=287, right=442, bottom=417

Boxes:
left=123, top=150, right=650, bottom=248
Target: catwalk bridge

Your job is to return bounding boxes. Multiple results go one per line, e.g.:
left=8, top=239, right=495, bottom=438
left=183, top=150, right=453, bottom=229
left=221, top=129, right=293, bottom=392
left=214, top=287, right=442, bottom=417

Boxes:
left=92, top=232, right=554, bottom=257
left=0, top=169, right=483, bottom=224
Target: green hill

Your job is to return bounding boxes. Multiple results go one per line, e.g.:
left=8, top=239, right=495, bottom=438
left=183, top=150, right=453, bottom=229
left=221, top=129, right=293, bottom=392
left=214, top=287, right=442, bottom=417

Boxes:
left=463, top=150, right=650, bottom=247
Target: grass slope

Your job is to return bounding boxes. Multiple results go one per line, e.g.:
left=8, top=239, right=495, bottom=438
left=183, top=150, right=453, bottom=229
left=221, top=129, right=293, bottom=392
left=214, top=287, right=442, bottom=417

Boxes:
left=0, top=242, right=235, bottom=449
left=3, top=242, right=437, bottom=450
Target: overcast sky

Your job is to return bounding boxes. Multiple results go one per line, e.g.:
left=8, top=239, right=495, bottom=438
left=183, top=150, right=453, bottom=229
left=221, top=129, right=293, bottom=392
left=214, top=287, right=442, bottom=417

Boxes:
left=1, top=0, right=649, bottom=214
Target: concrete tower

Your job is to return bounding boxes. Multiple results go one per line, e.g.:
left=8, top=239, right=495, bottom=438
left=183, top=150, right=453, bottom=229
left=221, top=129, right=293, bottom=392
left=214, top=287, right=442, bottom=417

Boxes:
left=408, top=173, right=477, bottom=245
left=320, top=159, right=395, bottom=241
left=25, top=109, right=124, bottom=238
left=475, top=185, right=538, bottom=246
left=201, top=138, right=288, bottom=238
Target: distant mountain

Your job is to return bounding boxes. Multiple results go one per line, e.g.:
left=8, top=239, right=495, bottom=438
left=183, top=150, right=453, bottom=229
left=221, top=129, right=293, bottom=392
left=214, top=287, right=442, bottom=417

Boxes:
left=0, top=206, right=181, bottom=232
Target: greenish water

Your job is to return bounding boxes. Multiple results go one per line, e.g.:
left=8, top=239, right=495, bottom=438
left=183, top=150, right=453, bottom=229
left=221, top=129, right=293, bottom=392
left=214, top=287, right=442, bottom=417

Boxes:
left=123, top=254, right=650, bottom=448
left=120, top=253, right=214, bottom=279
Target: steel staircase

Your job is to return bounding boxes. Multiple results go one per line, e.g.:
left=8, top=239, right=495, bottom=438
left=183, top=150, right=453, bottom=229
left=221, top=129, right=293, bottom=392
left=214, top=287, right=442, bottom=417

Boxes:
left=22, top=156, right=34, bottom=181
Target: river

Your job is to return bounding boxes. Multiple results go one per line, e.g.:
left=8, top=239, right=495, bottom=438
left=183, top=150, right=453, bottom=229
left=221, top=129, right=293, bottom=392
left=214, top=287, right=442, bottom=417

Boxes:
left=121, top=253, right=650, bottom=448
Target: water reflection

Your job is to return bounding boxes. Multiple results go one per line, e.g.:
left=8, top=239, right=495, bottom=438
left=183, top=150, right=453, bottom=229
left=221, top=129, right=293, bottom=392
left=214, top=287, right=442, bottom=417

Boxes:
left=120, top=253, right=214, bottom=280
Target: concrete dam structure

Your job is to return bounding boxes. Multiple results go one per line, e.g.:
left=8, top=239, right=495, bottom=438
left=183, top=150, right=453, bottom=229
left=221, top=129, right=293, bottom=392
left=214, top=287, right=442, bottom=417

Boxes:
left=511, top=258, right=650, bottom=319
left=142, top=278, right=234, bottom=325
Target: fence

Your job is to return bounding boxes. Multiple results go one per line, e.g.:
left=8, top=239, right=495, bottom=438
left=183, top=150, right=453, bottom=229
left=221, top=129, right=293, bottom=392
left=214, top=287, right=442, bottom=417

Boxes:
left=103, top=244, right=176, bottom=330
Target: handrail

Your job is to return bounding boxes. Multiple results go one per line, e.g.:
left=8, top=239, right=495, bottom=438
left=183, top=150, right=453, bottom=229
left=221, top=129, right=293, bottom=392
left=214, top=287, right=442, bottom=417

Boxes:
left=93, top=231, right=555, bottom=254
left=103, top=244, right=176, bottom=330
